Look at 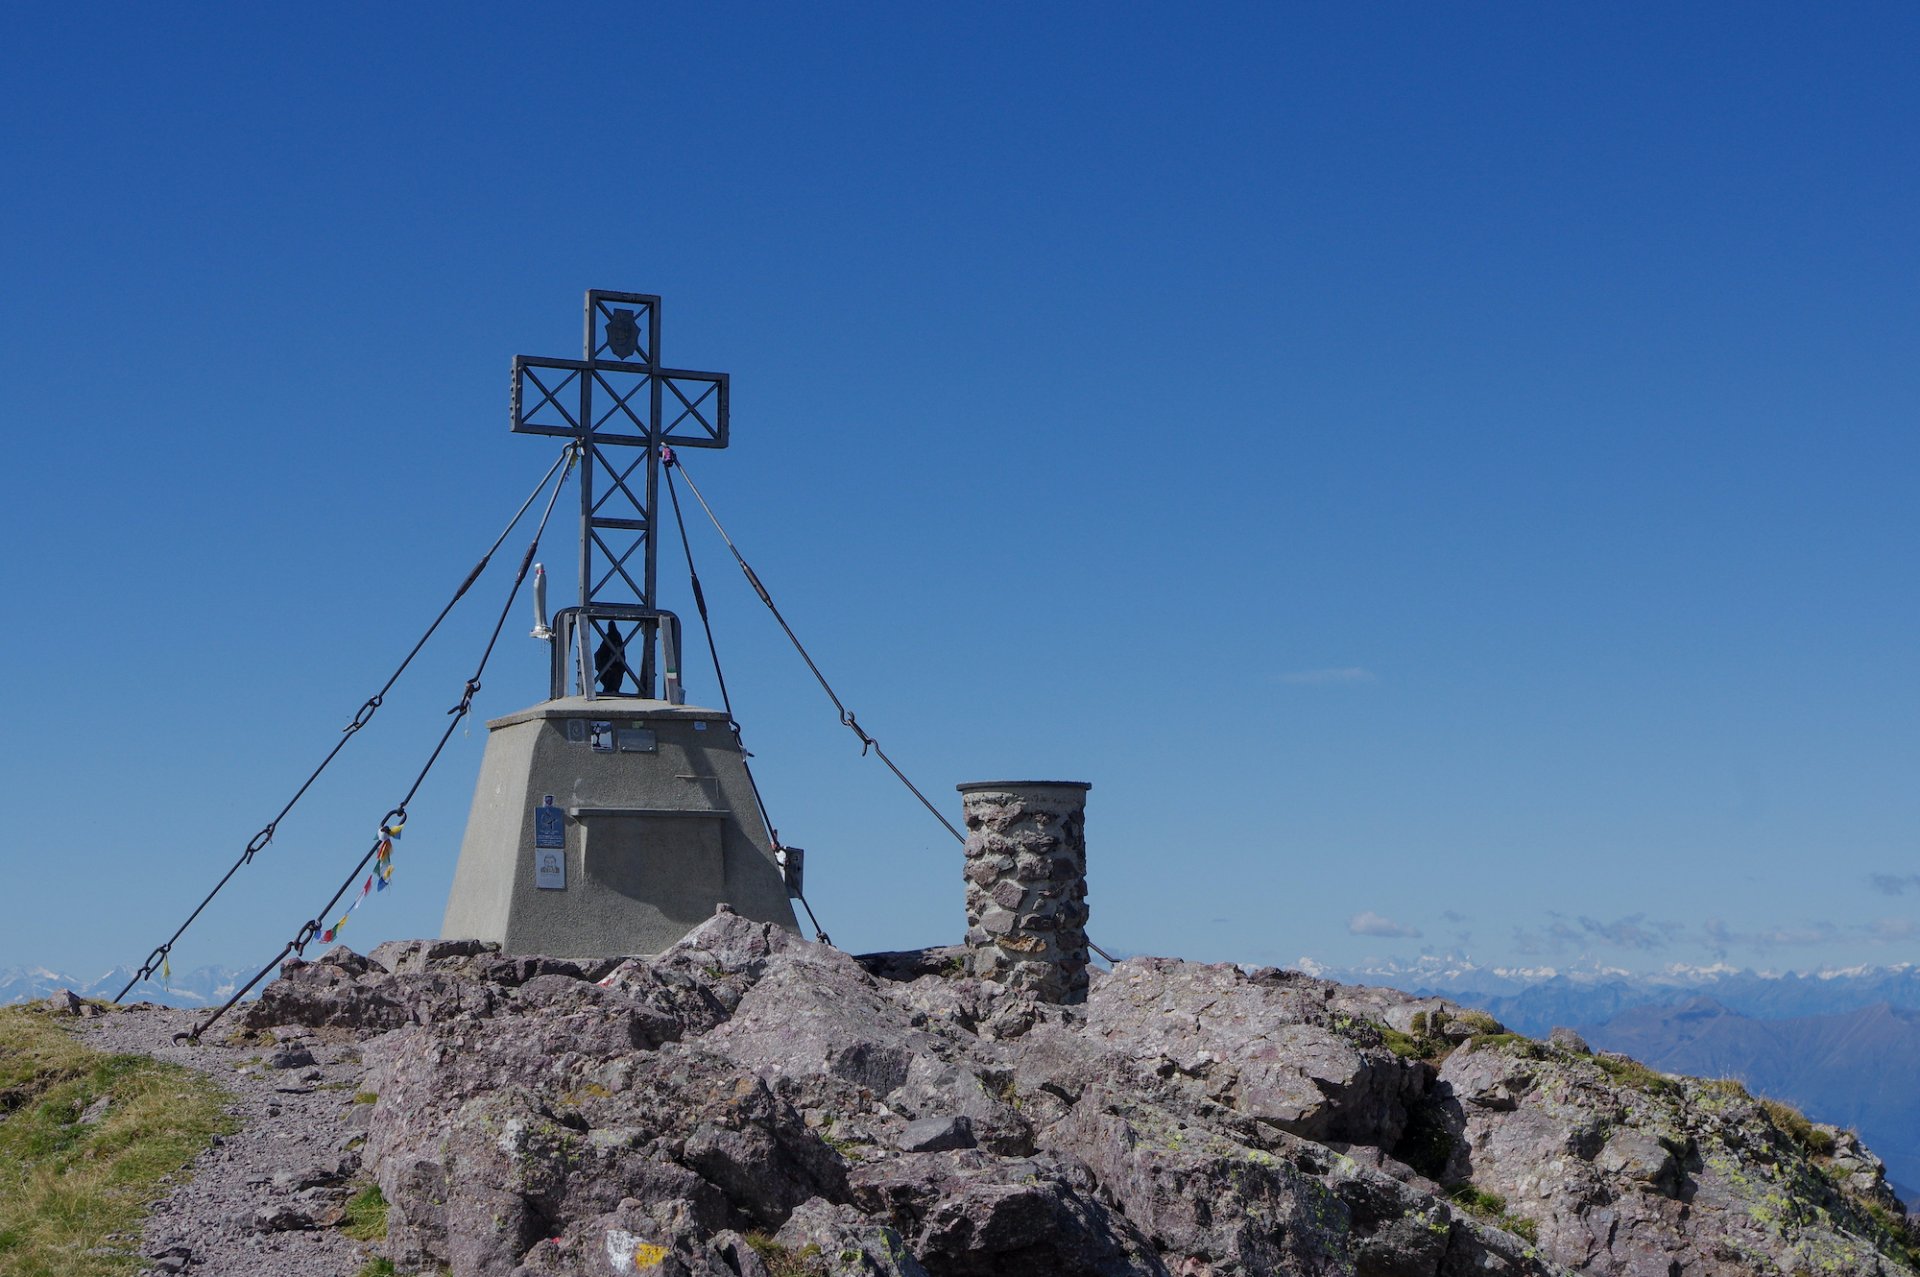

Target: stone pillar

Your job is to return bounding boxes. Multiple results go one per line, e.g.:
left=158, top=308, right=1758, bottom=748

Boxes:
left=958, top=780, right=1091, bottom=1004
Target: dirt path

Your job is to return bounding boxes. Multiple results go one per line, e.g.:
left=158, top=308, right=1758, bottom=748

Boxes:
left=77, top=1003, right=381, bottom=1277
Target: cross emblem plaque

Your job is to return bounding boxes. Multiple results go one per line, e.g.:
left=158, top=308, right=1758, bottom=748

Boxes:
left=511, top=290, right=730, bottom=700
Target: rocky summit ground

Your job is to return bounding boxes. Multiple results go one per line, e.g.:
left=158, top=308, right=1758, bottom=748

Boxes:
left=62, top=909, right=1920, bottom=1277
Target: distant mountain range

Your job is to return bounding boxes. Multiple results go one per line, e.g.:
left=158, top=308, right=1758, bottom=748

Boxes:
left=1301, top=956, right=1920, bottom=1203
left=1296, top=954, right=1920, bottom=1028
left=1, top=963, right=247, bottom=1009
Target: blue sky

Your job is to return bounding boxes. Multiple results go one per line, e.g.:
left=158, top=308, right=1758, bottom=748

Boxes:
left=3, top=4, right=1916, bottom=982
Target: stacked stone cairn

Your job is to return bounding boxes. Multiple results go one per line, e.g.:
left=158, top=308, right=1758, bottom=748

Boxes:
left=958, top=780, right=1091, bottom=1004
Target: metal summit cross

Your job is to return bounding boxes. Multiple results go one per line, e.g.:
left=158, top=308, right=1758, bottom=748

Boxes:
left=511, top=290, right=730, bottom=701
left=448, top=291, right=796, bottom=956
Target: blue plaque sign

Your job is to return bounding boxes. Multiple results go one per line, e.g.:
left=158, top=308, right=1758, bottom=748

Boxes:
left=535, top=795, right=565, bottom=850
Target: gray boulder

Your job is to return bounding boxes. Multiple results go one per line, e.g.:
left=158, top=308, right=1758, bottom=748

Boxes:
left=897, top=1116, right=977, bottom=1154
left=849, top=1149, right=1168, bottom=1277
left=775, top=1197, right=931, bottom=1276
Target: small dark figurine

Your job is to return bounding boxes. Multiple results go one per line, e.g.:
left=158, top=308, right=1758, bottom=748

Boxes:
left=594, top=622, right=632, bottom=696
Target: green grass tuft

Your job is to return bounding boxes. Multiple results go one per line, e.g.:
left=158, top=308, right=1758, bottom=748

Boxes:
left=1466, top=1033, right=1548, bottom=1060
left=1449, top=1185, right=1507, bottom=1217
left=1449, top=1184, right=1540, bottom=1244
left=342, top=1182, right=390, bottom=1242
left=1590, top=1052, right=1676, bottom=1095
left=0, top=1004, right=234, bottom=1277
left=1859, top=1199, right=1920, bottom=1268
left=1760, top=1098, right=1836, bottom=1159
left=1380, top=1026, right=1444, bottom=1061
left=743, top=1233, right=827, bottom=1277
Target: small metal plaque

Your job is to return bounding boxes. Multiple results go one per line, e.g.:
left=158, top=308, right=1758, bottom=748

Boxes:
left=693, top=721, right=707, bottom=731
left=616, top=727, right=657, bottom=753
left=566, top=718, right=588, bottom=744
left=589, top=721, right=615, bottom=752
left=534, top=848, right=566, bottom=890
left=534, top=796, right=564, bottom=850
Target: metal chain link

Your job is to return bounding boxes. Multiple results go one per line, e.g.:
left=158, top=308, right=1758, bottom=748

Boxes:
left=118, top=447, right=578, bottom=1003
left=173, top=450, right=575, bottom=1038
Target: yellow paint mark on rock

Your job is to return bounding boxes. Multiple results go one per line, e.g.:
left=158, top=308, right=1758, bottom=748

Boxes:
left=605, top=1229, right=671, bottom=1271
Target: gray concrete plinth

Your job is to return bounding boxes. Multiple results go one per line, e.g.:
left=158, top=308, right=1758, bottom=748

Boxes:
left=441, top=696, right=798, bottom=957
left=957, top=780, right=1091, bottom=1004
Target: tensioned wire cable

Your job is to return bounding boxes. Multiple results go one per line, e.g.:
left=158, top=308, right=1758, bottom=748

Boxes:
left=663, top=454, right=831, bottom=945
left=116, top=447, right=579, bottom=1002
left=174, top=446, right=577, bottom=1039
left=662, top=449, right=1116, bottom=965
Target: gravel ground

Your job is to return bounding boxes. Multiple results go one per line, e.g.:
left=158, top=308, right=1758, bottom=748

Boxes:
left=76, top=1002, right=380, bottom=1277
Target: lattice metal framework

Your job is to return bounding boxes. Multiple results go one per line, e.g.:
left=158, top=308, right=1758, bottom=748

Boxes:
left=511, top=290, right=729, bottom=698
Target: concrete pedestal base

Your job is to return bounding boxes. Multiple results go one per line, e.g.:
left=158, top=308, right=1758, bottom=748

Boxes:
left=441, top=697, right=798, bottom=957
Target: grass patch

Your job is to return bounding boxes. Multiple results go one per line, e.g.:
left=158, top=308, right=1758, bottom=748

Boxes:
left=1449, top=1185, right=1507, bottom=1217
left=1382, top=1021, right=1443, bottom=1060
left=743, top=1233, right=826, bottom=1277
left=355, top=1261, right=399, bottom=1277
left=1760, top=1098, right=1836, bottom=1158
left=0, top=1003, right=234, bottom=1277
left=819, top=1128, right=865, bottom=1161
left=1380, top=1026, right=1445, bottom=1061
left=341, top=1183, right=389, bottom=1242
left=350, top=1091, right=379, bottom=1105
left=1448, top=1185, right=1538, bottom=1243
left=1860, top=1200, right=1920, bottom=1269
left=1382, top=1012, right=1455, bottom=1062
left=1591, top=1052, right=1676, bottom=1096
left=1466, top=1033, right=1548, bottom=1061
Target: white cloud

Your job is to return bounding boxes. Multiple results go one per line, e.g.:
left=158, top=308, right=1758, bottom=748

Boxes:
left=1701, top=917, right=1838, bottom=956
left=1349, top=910, right=1422, bottom=938
left=1278, top=667, right=1378, bottom=686
left=1501, top=908, right=1904, bottom=966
